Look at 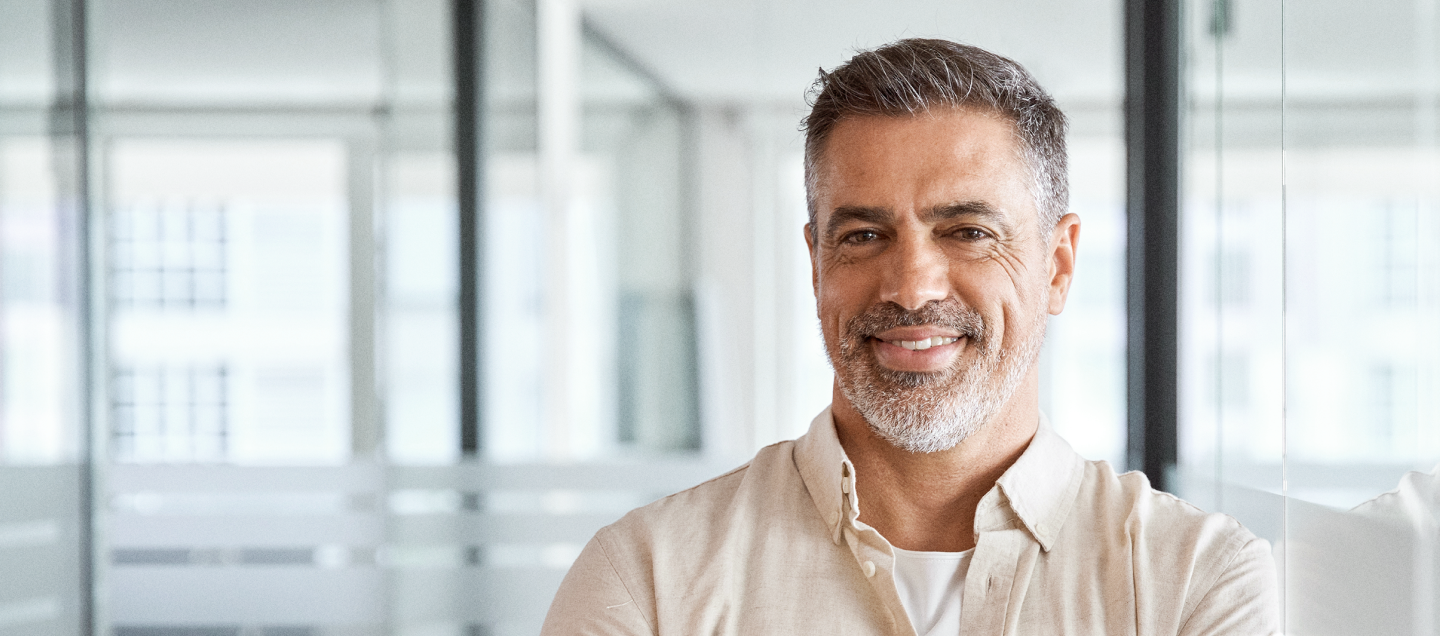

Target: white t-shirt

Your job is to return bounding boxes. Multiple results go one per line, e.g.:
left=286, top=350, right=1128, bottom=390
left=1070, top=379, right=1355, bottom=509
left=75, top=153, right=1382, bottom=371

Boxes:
left=891, top=546, right=974, bottom=636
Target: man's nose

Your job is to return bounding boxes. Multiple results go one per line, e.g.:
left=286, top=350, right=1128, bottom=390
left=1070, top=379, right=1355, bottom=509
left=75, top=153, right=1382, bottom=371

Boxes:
left=879, top=234, right=950, bottom=311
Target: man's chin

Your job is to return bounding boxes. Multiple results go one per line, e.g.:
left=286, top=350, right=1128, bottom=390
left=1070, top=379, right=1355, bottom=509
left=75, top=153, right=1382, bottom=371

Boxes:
left=873, top=368, right=951, bottom=390
left=866, top=414, right=973, bottom=454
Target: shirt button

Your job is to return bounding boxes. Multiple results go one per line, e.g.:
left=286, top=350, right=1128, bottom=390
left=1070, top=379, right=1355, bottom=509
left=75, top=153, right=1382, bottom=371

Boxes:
left=862, top=560, right=876, bottom=577
left=841, top=476, right=851, bottom=494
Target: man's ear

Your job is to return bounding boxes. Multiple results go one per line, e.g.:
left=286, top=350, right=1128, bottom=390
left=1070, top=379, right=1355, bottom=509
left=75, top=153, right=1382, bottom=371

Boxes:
left=804, top=223, right=819, bottom=297
left=1046, top=213, right=1081, bottom=315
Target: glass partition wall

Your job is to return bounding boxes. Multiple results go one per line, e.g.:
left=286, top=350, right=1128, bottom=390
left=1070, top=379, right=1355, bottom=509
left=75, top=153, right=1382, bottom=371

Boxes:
left=95, top=1, right=422, bottom=634
left=89, top=0, right=721, bottom=634
left=1181, top=0, right=1440, bottom=633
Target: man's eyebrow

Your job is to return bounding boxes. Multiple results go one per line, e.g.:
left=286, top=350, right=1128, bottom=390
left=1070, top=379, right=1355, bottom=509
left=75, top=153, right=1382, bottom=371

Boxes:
left=925, top=201, right=1016, bottom=234
left=823, top=206, right=892, bottom=240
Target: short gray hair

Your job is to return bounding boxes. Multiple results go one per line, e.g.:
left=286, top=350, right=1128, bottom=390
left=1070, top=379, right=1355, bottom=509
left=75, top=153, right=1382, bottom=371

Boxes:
left=802, top=38, right=1068, bottom=234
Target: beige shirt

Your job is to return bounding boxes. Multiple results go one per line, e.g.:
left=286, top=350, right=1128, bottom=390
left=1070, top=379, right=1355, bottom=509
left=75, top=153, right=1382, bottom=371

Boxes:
left=541, top=409, right=1279, bottom=635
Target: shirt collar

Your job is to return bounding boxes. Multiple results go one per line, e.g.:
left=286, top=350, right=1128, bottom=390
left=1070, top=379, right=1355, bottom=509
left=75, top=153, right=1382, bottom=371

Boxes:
left=794, top=408, right=1086, bottom=552
left=794, top=407, right=854, bottom=545
left=993, top=412, right=1087, bottom=551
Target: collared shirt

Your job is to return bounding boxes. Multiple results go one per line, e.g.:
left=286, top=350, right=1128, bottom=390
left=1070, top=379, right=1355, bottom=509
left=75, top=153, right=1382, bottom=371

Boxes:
left=541, top=408, right=1279, bottom=635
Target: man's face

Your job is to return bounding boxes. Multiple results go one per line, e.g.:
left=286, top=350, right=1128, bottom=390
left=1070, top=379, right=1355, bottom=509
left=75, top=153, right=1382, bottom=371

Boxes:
left=806, top=107, right=1076, bottom=453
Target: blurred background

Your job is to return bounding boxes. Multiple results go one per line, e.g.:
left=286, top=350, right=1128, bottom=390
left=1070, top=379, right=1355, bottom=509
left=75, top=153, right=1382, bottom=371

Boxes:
left=0, top=0, right=1435, bottom=633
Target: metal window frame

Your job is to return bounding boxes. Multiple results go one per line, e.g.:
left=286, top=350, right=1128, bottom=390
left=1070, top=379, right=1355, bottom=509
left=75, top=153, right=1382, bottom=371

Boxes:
left=48, top=0, right=99, bottom=630
left=455, top=0, right=485, bottom=456
left=1125, top=0, right=1182, bottom=492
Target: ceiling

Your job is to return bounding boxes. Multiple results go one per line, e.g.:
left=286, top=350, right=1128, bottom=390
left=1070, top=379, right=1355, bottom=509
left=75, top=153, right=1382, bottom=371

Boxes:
left=0, top=0, right=1433, bottom=112
left=580, top=0, right=1122, bottom=108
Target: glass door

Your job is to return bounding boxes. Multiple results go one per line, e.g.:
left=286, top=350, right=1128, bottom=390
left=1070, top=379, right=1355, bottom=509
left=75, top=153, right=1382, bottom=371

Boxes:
left=1182, top=0, right=1440, bottom=632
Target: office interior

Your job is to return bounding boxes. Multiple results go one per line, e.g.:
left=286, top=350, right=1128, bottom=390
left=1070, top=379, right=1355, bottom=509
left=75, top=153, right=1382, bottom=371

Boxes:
left=0, top=0, right=1436, bottom=633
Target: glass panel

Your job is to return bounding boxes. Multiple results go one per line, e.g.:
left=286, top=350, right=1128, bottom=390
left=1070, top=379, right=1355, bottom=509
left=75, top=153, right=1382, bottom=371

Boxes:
left=0, top=0, right=88, bottom=633
left=90, top=1, right=392, bottom=634
left=483, top=2, right=699, bottom=462
left=383, top=0, right=459, bottom=466
left=1178, top=0, right=1287, bottom=543
left=1281, top=0, right=1440, bottom=631
left=1186, top=0, right=1440, bottom=632
left=482, top=0, right=544, bottom=462
left=583, top=33, right=697, bottom=454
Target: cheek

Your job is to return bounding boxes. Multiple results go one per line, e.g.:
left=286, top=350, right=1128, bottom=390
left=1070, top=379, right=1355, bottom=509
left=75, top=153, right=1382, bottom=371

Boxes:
left=816, top=292, right=845, bottom=341
left=950, top=267, right=1046, bottom=340
left=950, top=264, right=1011, bottom=306
left=957, top=252, right=1049, bottom=306
left=815, top=281, right=866, bottom=352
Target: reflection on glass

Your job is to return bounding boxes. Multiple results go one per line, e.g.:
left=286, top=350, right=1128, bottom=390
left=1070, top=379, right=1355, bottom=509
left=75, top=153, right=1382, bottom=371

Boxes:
left=1287, top=465, right=1439, bottom=635
left=1183, top=0, right=1440, bottom=631
left=1178, top=0, right=1286, bottom=530
left=1280, top=1, right=1440, bottom=629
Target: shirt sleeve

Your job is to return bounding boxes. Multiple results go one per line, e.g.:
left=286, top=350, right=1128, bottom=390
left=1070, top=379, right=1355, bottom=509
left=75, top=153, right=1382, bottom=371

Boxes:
left=540, top=534, right=655, bottom=636
left=1177, top=537, right=1281, bottom=636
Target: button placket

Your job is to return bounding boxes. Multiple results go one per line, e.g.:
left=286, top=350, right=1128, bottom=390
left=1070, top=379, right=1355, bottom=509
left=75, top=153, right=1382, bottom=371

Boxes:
left=838, top=461, right=887, bottom=583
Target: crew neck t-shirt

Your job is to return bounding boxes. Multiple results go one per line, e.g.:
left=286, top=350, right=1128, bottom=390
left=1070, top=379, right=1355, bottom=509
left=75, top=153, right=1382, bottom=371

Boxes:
left=891, top=546, right=974, bottom=636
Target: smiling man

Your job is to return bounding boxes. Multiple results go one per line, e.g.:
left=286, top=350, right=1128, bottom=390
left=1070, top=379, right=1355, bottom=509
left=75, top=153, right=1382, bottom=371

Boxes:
left=542, top=39, right=1278, bottom=635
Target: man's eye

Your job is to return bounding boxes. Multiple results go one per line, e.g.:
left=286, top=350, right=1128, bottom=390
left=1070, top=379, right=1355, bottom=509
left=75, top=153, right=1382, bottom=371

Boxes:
left=843, top=229, right=881, bottom=244
left=956, top=227, right=990, bottom=240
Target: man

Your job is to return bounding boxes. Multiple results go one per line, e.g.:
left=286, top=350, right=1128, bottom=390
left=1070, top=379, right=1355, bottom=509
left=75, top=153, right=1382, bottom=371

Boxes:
left=542, top=38, right=1278, bottom=635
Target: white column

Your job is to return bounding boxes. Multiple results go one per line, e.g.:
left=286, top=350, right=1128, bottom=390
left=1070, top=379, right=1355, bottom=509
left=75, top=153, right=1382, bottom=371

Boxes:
left=694, top=108, right=757, bottom=458
left=748, top=110, right=780, bottom=450
left=537, top=0, right=582, bottom=458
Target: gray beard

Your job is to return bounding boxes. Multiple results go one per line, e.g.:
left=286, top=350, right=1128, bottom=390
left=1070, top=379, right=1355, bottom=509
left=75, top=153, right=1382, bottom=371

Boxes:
left=830, top=299, right=1047, bottom=454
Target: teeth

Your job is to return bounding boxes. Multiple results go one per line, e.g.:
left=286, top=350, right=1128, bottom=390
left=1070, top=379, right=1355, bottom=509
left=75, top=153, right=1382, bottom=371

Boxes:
left=893, top=336, right=958, bottom=351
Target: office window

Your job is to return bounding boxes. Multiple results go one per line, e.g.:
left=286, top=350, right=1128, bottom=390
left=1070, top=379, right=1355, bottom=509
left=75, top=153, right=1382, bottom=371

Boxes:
left=107, top=140, right=351, bottom=466
left=112, top=365, right=229, bottom=463
left=110, top=201, right=228, bottom=309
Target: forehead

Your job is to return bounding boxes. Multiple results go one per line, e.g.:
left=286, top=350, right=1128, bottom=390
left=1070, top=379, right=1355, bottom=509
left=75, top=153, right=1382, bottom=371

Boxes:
left=813, top=108, right=1034, bottom=226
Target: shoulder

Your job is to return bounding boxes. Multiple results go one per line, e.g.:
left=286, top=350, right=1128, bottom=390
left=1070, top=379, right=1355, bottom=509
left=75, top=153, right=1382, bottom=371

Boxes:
left=543, top=440, right=817, bottom=633
left=593, top=439, right=810, bottom=573
left=604, top=439, right=798, bottom=538
left=1068, top=461, right=1278, bottom=633
left=1078, top=460, right=1259, bottom=557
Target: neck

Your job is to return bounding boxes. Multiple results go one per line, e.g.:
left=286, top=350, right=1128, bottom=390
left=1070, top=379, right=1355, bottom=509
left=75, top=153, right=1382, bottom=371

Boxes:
left=831, top=371, right=1040, bottom=552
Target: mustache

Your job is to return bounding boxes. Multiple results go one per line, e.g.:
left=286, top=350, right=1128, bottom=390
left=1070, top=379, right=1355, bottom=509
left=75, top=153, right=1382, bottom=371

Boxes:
left=845, top=299, right=985, bottom=342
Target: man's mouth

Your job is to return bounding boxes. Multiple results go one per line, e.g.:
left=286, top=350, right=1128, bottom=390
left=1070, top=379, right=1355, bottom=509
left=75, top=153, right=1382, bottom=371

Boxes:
left=865, top=333, right=964, bottom=374
left=882, top=336, right=960, bottom=351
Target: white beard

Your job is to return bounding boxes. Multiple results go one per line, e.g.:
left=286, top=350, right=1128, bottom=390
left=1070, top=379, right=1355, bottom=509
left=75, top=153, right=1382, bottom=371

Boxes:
left=830, top=299, right=1047, bottom=453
